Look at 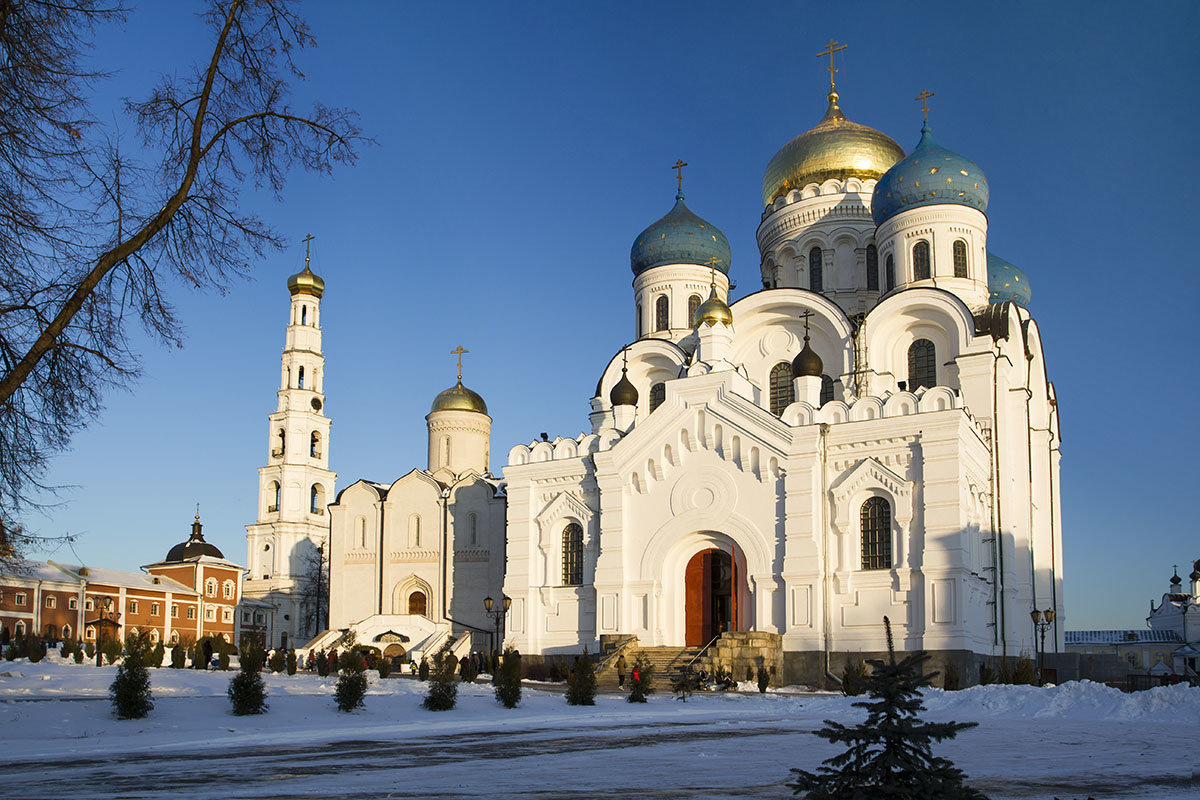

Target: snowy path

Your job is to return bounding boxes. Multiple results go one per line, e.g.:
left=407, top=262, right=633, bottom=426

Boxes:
left=1, top=659, right=1196, bottom=799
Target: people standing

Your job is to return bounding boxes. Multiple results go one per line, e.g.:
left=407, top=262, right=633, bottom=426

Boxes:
left=616, top=653, right=628, bottom=688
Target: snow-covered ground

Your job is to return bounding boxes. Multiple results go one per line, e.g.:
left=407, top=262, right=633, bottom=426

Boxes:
left=1, top=656, right=1196, bottom=799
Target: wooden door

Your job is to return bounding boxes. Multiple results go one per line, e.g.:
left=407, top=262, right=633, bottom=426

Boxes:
left=685, top=550, right=713, bottom=646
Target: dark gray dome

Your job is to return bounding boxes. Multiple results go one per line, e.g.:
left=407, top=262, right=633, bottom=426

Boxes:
left=166, top=516, right=224, bottom=561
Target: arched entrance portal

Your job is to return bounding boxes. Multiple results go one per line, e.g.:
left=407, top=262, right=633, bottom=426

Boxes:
left=685, top=548, right=736, bottom=646
left=408, top=591, right=427, bottom=616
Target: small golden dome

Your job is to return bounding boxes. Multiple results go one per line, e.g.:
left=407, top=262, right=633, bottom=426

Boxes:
left=695, top=289, right=733, bottom=327
left=287, top=265, right=325, bottom=298
left=762, top=92, right=905, bottom=207
left=430, top=380, right=488, bottom=415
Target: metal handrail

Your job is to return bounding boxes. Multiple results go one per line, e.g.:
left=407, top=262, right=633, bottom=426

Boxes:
left=681, top=633, right=722, bottom=673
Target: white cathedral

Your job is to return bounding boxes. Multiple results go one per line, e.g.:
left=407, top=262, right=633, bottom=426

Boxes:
left=243, top=78, right=1064, bottom=685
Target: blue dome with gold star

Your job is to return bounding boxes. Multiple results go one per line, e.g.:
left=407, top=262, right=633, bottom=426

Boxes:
left=872, top=125, right=989, bottom=226
left=987, top=252, right=1031, bottom=306
left=631, top=192, right=731, bottom=277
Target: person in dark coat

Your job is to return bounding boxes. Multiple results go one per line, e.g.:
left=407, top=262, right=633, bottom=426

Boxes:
left=616, top=654, right=628, bottom=688
left=201, top=639, right=213, bottom=671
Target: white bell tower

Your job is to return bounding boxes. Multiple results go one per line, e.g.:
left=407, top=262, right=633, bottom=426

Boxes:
left=243, top=235, right=337, bottom=650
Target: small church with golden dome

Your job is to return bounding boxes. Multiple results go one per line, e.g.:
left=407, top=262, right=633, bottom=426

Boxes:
left=245, top=50, right=1062, bottom=685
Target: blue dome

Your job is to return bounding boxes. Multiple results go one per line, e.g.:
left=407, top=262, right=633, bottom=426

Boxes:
left=872, top=126, right=989, bottom=226
left=631, top=192, right=731, bottom=276
left=987, top=252, right=1031, bottom=306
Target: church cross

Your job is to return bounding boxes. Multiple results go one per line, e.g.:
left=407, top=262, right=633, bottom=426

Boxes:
left=302, top=233, right=314, bottom=268
left=672, top=159, right=688, bottom=193
left=799, top=309, right=815, bottom=341
left=451, top=345, right=469, bottom=381
left=915, top=89, right=935, bottom=124
left=816, top=39, right=847, bottom=92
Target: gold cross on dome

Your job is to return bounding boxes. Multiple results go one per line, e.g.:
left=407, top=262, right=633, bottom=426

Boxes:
left=302, top=233, right=314, bottom=268
left=816, top=39, right=847, bottom=91
left=450, top=345, right=469, bottom=381
left=672, top=159, right=688, bottom=193
left=915, top=89, right=935, bottom=123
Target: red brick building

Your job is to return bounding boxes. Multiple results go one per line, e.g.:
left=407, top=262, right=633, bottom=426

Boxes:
left=0, top=515, right=244, bottom=648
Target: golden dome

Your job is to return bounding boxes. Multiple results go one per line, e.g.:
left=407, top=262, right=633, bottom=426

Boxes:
left=287, top=265, right=325, bottom=298
left=695, top=289, right=733, bottom=327
left=430, top=380, right=488, bottom=415
left=762, top=92, right=905, bottom=207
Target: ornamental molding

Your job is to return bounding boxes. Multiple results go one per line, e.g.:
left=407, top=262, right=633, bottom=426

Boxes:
left=453, top=548, right=490, bottom=562
left=388, top=550, right=439, bottom=563
left=829, top=456, right=915, bottom=533
left=535, top=491, right=594, bottom=550
left=426, top=421, right=490, bottom=434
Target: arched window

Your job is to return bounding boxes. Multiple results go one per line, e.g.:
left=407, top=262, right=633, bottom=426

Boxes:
left=268, top=481, right=280, bottom=513
left=688, top=294, right=702, bottom=327
left=636, top=304, right=643, bottom=336
left=62, top=624, right=72, bottom=640
left=562, top=523, right=584, bottom=586
left=223, top=580, right=235, bottom=600
left=355, top=516, right=367, bottom=549
left=820, top=375, right=834, bottom=406
left=769, top=362, right=794, bottom=415
left=15, top=620, right=25, bottom=637
left=205, top=577, right=217, bottom=596
left=440, top=434, right=451, bottom=467
left=149, top=628, right=160, bottom=643
left=408, top=591, right=427, bottom=616
left=912, top=241, right=931, bottom=281
left=409, top=514, right=421, bottom=548
left=866, top=244, right=879, bottom=291
left=298, top=366, right=305, bottom=389
left=276, top=429, right=286, bottom=456
left=861, top=497, right=892, bottom=570
left=649, top=382, right=666, bottom=413
left=469, top=512, right=478, bottom=546
left=952, top=240, right=968, bottom=278
left=809, top=246, right=823, bottom=292
left=885, top=254, right=895, bottom=291
left=908, top=339, right=937, bottom=390
left=310, top=484, right=325, bottom=514
left=301, top=305, right=307, bottom=325
left=655, top=295, right=669, bottom=331
left=310, top=432, right=320, bottom=458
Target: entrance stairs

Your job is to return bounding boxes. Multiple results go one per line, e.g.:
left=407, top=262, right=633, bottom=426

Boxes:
left=596, top=645, right=702, bottom=693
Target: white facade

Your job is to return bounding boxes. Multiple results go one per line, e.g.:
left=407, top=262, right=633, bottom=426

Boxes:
left=243, top=269, right=337, bottom=649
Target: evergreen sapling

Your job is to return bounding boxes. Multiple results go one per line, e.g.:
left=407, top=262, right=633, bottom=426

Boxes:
left=757, top=664, right=770, bottom=693
left=422, top=644, right=459, bottom=711
left=286, top=649, right=297, bottom=675
left=626, top=651, right=654, bottom=703
left=788, top=616, right=988, bottom=799
left=228, top=646, right=268, bottom=715
left=418, top=657, right=429, bottom=681
left=334, top=651, right=367, bottom=712
left=565, top=649, right=597, bottom=705
left=493, top=646, right=522, bottom=708
left=109, top=633, right=154, bottom=719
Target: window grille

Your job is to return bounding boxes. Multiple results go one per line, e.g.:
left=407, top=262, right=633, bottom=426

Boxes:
left=769, top=362, right=794, bottom=415
left=953, top=240, right=968, bottom=278
left=913, top=241, right=931, bottom=280
left=908, top=339, right=937, bottom=390
left=820, top=375, right=834, bottom=406
left=562, top=523, right=584, bottom=586
left=649, top=382, right=666, bottom=413
left=866, top=245, right=879, bottom=290
left=861, top=497, right=892, bottom=570
left=687, top=294, right=702, bottom=327
left=809, top=246, right=823, bottom=292
left=655, top=295, right=669, bottom=331
left=885, top=254, right=895, bottom=291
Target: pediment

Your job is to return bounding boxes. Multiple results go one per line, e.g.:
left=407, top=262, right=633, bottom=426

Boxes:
left=830, top=457, right=914, bottom=530
left=535, top=491, right=594, bottom=549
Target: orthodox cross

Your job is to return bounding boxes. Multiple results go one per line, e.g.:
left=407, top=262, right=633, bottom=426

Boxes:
left=672, top=159, right=688, bottom=193
left=816, top=39, right=847, bottom=92
left=915, top=89, right=935, bottom=124
left=621, top=346, right=629, bottom=372
left=451, top=345, right=469, bottom=381
left=302, top=233, right=314, bottom=268
left=799, top=309, right=815, bottom=341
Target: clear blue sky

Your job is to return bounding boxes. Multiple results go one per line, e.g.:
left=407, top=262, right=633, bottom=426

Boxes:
left=27, top=1, right=1200, bottom=631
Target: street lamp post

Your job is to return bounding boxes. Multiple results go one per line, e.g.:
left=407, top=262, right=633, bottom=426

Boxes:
left=1030, top=608, right=1056, bottom=684
left=483, top=595, right=511, bottom=665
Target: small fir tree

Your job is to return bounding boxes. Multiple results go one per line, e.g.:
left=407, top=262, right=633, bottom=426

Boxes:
left=109, top=633, right=154, bottom=720
left=841, top=656, right=870, bottom=696
left=219, top=651, right=230, bottom=671
left=286, top=649, right=297, bottom=676
left=1013, top=652, right=1037, bottom=685
left=60, top=638, right=74, bottom=659
left=942, top=661, right=960, bottom=691
left=788, top=617, right=988, bottom=800
left=4, top=645, right=16, bottom=661
left=72, top=647, right=83, bottom=664
left=334, top=651, right=367, bottom=712
left=26, top=635, right=45, bottom=663
left=493, top=646, right=522, bottom=708
left=0, top=627, right=8, bottom=646
left=418, top=656, right=430, bottom=681
left=672, top=666, right=698, bottom=701
left=170, top=643, right=186, bottom=668
left=103, top=637, right=122, bottom=665
left=84, top=641, right=95, bottom=659
left=422, top=644, right=459, bottom=711
left=377, top=657, right=391, bottom=678
left=268, top=648, right=286, bottom=673
left=565, top=649, right=597, bottom=706
left=626, top=652, right=654, bottom=703
left=228, top=645, right=268, bottom=715
left=150, top=642, right=164, bottom=668
left=757, top=664, right=771, bottom=693
left=316, top=651, right=329, bottom=677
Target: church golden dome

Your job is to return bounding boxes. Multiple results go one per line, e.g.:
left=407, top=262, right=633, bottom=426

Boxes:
left=287, top=265, right=325, bottom=298
left=430, top=380, right=488, bottom=415
left=762, top=91, right=905, bottom=207
left=694, top=288, right=733, bottom=327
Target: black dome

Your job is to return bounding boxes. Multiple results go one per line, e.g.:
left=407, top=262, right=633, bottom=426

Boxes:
left=166, top=516, right=225, bottom=561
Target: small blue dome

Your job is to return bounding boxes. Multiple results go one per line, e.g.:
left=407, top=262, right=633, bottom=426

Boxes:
left=631, top=192, right=731, bottom=277
left=872, top=126, right=989, bottom=226
left=987, top=252, right=1031, bottom=306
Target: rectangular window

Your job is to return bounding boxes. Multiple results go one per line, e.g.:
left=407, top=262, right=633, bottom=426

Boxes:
left=242, top=611, right=251, bottom=623
left=171, top=604, right=178, bottom=618
left=223, top=608, right=233, bottom=623
left=205, top=606, right=216, bottom=621
left=187, top=607, right=196, bottom=620
left=45, top=596, right=56, bottom=609
left=85, top=597, right=94, bottom=611
left=128, top=599, right=138, bottom=614
left=150, top=603, right=160, bottom=617
left=68, top=597, right=78, bottom=610
left=15, top=592, right=26, bottom=606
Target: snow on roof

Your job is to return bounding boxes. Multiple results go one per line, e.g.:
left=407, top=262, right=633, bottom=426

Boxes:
left=0, top=559, right=83, bottom=584
left=1065, top=629, right=1184, bottom=645
left=49, top=562, right=197, bottom=595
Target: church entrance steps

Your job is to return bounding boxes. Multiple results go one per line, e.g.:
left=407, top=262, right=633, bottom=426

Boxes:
left=595, top=645, right=703, bottom=692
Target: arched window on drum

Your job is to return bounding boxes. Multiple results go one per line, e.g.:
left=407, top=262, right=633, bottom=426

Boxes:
left=912, top=241, right=931, bottom=281
left=866, top=244, right=879, bottom=291
left=768, top=362, right=794, bottom=415
left=809, top=246, right=823, bottom=292
left=907, top=339, right=936, bottom=390
left=649, top=382, right=666, bottom=413
left=655, top=295, right=669, bottom=331
left=952, top=240, right=969, bottom=278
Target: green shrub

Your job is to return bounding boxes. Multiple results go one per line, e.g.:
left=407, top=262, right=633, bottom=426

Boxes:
left=757, top=664, right=770, bottom=693
left=268, top=649, right=286, bottom=673
left=627, top=652, right=654, bottom=704
left=0, top=627, right=8, bottom=646
left=335, top=652, right=368, bottom=712
left=418, top=657, right=429, bottom=681
left=979, top=664, right=997, bottom=685
left=26, top=635, right=46, bottom=663
left=494, top=646, right=522, bottom=708
left=565, top=650, right=597, bottom=706
left=60, top=638, right=75, bottom=659
left=219, top=651, right=230, bottom=671
left=84, top=641, right=95, bottom=659
left=841, top=656, right=870, bottom=696
left=422, top=645, right=459, bottom=712
left=377, top=658, right=391, bottom=678
left=150, top=643, right=164, bottom=668
left=110, top=633, right=154, bottom=719
left=746, top=665, right=754, bottom=682
left=102, top=638, right=122, bottom=665
left=228, top=646, right=268, bottom=716
left=4, top=645, right=15, bottom=661
left=286, top=649, right=297, bottom=676
left=170, top=644, right=186, bottom=668
left=672, top=666, right=698, bottom=701
left=316, top=651, right=329, bottom=677
left=1013, top=652, right=1037, bottom=685
left=72, top=648, right=83, bottom=664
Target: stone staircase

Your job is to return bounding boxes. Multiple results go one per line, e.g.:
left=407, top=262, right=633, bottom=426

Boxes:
left=596, top=645, right=703, bottom=692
